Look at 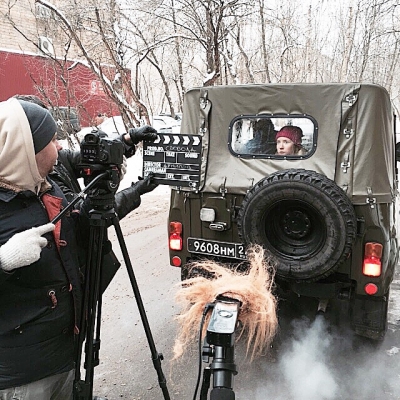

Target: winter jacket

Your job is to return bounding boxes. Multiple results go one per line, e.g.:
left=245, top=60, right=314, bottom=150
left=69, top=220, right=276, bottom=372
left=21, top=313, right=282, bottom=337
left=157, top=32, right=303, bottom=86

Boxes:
left=0, top=178, right=89, bottom=389
left=0, top=99, right=91, bottom=389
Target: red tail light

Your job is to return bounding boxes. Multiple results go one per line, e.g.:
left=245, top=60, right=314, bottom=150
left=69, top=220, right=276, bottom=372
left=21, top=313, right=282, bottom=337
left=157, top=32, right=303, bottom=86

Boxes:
left=172, top=256, right=182, bottom=267
left=362, top=242, right=382, bottom=277
left=364, top=283, right=378, bottom=295
left=169, top=222, right=182, bottom=251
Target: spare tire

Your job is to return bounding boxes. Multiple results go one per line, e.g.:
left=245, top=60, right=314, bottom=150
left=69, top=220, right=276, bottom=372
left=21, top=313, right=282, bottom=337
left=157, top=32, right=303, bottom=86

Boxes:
left=237, top=169, right=357, bottom=281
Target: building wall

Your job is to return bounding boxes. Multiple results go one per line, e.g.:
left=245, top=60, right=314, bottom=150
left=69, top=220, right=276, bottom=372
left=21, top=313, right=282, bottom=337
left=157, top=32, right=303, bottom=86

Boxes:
left=0, top=50, right=124, bottom=126
left=0, top=0, right=126, bottom=127
left=0, top=0, right=79, bottom=58
left=0, top=1, right=38, bottom=53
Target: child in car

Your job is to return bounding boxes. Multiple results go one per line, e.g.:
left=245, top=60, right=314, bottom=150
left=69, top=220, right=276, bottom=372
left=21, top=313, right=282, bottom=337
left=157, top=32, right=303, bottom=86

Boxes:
left=275, top=125, right=306, bottom=155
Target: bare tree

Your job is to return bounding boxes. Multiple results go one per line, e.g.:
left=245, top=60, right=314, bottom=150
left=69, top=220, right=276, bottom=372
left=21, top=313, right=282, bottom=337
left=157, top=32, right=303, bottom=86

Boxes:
left=257, top=0, right=271, bottom=83
left=3, top=0, right=400, bottom=118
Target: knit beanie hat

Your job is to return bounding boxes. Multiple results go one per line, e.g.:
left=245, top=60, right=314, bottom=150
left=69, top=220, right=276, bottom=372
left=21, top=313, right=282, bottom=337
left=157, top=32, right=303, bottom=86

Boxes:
left=18, top=100, right=57, bottom=154
left=275, top=125, right=303, bottom=145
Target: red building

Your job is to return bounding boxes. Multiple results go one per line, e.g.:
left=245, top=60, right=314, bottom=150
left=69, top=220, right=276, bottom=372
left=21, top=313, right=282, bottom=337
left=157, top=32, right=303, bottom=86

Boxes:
left=0, top=50, right=125, bottom=126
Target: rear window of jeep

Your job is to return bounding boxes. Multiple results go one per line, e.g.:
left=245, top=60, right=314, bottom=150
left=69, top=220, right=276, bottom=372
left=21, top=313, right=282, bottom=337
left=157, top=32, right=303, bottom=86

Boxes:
left=229, top=115, right=317, bottom=158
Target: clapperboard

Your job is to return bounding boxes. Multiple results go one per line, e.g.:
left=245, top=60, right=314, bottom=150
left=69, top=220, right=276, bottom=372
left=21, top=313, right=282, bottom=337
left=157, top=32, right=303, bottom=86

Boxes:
left=142, top=133, right=202, bottom=188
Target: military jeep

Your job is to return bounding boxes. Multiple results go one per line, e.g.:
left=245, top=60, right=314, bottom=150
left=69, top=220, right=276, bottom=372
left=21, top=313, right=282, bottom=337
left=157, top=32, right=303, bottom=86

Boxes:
left=167, top=83, right=399, bottom=340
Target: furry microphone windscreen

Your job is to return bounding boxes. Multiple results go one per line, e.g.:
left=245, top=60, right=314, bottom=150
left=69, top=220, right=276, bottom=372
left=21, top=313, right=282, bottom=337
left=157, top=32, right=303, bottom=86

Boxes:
left=173, top=244, right=278, bottom=361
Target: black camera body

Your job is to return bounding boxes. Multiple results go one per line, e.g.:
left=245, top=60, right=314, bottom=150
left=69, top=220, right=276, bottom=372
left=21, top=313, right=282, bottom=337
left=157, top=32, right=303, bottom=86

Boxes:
left=80, top=129, right=124, bottom=166
left=79, top=129, right=125, bottom=198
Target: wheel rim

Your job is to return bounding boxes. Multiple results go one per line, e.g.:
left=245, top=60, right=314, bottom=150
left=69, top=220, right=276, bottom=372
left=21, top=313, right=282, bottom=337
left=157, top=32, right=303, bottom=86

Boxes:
left=262, top=200, right=326, bottom=259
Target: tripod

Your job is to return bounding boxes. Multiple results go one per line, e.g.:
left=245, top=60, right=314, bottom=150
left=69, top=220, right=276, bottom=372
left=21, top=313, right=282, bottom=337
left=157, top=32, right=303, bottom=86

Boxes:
left=62, top=170, right=170, bottom=400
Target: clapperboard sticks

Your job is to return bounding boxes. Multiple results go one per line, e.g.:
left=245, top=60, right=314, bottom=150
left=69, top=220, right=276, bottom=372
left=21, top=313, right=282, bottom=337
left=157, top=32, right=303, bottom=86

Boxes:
left=153, top=134, right=201, bottom=146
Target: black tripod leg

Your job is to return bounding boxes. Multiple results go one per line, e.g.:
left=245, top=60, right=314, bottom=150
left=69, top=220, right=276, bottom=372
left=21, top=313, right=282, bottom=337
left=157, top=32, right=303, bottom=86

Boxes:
left=74, top=213, right=107, bottom=400
left=111, top=215, right=171, bottom=400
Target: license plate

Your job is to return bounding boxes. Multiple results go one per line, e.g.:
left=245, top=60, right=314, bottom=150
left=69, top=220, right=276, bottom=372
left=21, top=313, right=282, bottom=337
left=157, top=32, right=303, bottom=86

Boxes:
left=187, top=238, right=246, bottom=260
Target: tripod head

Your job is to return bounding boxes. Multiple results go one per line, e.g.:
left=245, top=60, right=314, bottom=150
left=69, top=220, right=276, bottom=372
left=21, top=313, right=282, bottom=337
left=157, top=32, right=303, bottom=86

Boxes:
left=79, top=164, right=121, bottom=210
left=79, top=129, right=125, bottom=210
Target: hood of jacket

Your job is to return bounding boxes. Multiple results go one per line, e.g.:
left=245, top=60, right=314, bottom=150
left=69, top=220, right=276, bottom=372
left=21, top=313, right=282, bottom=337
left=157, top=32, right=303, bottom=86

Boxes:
left=0, top=98, right=44, bottom=194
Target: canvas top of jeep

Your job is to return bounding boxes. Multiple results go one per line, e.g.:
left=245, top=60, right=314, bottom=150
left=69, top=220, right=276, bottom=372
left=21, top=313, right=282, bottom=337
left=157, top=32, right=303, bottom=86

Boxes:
left=167, top=82, right=399, bottom=340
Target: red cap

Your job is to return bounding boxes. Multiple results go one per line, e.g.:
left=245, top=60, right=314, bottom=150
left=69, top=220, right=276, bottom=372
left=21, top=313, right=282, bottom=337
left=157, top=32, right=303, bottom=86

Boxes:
left=276, top=126, right=303, bottom=145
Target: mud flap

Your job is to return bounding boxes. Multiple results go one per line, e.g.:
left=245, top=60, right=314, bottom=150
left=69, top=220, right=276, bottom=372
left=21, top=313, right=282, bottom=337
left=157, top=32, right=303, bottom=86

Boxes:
left=351, top=294, right=388, bottom=340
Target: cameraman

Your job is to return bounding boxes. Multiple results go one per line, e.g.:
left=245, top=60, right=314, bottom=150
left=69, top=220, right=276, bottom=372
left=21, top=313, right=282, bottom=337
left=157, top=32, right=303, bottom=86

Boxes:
left=13, top=95, right=159, bottom=215
left=0, top=98, right=95, bottom=399
left=0, top=98, right=157, bottom=399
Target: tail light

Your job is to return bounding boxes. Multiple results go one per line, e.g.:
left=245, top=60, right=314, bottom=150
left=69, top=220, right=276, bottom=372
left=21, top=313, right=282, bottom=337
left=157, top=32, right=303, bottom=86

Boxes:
left=364, top=283, right=378, bottom=295
left=362, top=242, right=383, bottom=277
left=171, top=256, right=182, bottom=267
left=169, top=221, right=182, bottom=251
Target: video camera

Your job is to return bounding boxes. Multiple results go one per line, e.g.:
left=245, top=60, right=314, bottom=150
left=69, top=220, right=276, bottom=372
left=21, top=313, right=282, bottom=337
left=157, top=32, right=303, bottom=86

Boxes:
left=79, top=129, right=124, bottom=195
left=80, top=129, right=124, bottom=166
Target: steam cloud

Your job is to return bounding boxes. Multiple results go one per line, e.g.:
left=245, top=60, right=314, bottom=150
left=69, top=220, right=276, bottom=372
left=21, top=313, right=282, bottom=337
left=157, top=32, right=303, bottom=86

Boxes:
left=239, top=314, right=400, bottom=399
left=279, top=316, right=338, bottom=400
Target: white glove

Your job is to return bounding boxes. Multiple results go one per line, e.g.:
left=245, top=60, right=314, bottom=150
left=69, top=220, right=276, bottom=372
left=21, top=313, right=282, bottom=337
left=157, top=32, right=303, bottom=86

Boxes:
left=0, top=223, right=55, bottom=272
